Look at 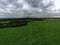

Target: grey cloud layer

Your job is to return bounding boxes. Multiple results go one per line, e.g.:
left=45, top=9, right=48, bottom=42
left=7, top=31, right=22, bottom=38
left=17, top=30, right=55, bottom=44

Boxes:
left=0, top=0, right=60, bottom=18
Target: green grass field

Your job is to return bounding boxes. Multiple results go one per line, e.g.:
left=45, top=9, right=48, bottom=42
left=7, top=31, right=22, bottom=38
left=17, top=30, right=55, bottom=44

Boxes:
left=0, top=20, right=60, bottom=45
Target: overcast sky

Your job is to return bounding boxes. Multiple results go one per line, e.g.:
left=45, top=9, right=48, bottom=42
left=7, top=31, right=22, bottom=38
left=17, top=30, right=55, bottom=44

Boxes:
left=0, top=0, right=60, bottom=18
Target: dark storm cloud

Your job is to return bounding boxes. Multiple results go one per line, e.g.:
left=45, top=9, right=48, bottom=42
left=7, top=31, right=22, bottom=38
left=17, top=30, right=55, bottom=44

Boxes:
left=25, top=0, right=42, bottom=8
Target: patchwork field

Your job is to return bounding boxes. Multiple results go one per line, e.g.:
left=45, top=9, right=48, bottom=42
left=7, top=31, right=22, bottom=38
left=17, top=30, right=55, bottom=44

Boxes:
left=0, top=20, right=60, bottom=45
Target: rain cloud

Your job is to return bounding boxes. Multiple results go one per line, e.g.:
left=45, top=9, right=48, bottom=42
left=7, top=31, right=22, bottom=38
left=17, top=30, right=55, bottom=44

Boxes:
left=0, top=0, right=60, bottom=18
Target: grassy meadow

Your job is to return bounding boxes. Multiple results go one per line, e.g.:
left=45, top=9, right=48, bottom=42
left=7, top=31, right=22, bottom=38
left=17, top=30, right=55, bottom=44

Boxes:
left=0, top=20, right=60, bottom=45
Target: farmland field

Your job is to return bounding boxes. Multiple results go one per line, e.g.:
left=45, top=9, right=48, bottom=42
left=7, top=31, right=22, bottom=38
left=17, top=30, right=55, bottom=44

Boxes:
left=0, top=20, right=60, bottom=45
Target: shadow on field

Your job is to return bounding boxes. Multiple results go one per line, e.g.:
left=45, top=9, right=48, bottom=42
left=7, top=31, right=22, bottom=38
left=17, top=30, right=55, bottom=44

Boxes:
left=0, top=24, right=28, bottom=28
left=0, top=21, right=28, bottom=28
